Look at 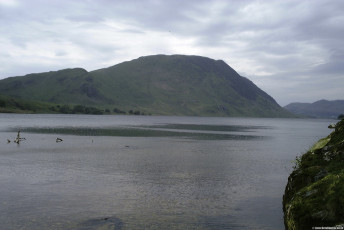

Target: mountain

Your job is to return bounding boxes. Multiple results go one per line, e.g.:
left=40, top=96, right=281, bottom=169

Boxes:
left=0, top=54, right=291, bottom=117
left=284, top=100, right=344, bottom=118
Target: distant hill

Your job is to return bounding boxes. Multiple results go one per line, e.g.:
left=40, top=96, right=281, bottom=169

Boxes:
left=284, top=100, right=344, bottom=118
left=0, top=54, right=291, bottom=117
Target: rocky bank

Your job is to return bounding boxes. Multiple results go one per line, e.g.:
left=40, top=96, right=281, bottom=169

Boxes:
left=283, top=119, right=344, bottom=229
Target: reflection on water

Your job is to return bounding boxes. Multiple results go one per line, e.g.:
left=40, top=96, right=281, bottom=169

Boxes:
left=12, top=123, right=269, bottom=140
left=0, top=114, right=333, bottom=229
left=74, top=216, right=123, bottom=230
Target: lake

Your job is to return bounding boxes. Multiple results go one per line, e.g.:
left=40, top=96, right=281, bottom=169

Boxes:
left=0, top=114, right=334, bottom=229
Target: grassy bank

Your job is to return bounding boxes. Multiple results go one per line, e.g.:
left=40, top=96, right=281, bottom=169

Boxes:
left=283, top=119, right=344, bottom=229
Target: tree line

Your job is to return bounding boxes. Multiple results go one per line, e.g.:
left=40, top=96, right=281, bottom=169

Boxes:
left=50, top=105, right=149, bottom=115
left=0, top=96, right=150, bottom=115
left=50, top=105, right=104, bottom=115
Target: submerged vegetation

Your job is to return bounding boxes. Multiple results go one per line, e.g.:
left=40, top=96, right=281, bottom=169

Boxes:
left=283, top=119, right=344, bottom=229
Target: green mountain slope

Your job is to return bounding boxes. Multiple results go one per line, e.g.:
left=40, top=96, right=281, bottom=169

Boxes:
left=0, top=68, right=110, bottom=105
left=284, top=100, right=344, bottom=118
left=0, top=54, right=291, bottom=117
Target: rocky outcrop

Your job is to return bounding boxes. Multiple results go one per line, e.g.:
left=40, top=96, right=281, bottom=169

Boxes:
left=283, top=119, right=344, bottom=229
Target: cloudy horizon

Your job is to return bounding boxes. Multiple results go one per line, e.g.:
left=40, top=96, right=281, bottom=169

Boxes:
left=1, top=0, right=343, bottom=106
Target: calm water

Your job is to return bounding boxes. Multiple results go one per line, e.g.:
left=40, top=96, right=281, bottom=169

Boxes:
left=0, top=114, right=334, bottom=229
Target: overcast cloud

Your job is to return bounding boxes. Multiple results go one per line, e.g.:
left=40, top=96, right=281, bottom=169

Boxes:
left=0, top=0, right=343, bottom=105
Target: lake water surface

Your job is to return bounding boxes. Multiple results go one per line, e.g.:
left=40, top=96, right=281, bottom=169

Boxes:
left=0, top=114, right=334, bottom=229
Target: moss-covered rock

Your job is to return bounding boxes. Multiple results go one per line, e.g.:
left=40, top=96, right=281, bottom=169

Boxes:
left=283, top=119, right=344, bottom=229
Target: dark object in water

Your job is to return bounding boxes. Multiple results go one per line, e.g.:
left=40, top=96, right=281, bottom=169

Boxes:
left=56, top=138, right=63, bottom=143
left=75, top=216, right=123, bottom=230
left=14, top=131, right=26, bottom=144
left=328, top=123, right=336, bottom=129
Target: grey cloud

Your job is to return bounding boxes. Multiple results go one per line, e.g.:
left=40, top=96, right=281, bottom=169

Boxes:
left=66, top=15, right=104, bottom=23
left=293, top=1, right=344, bottom=39
left=312, top=61, right=344, bottom=77
left=55, top=50, right=68, bottom=57
left=119, top=28, right=145, bottom=34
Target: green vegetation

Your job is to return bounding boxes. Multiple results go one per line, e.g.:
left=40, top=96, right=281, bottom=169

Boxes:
left=283, top=119, right=344, bottom=229
left=0, top=94, right=150, bottom=115
left=54, top=104, right=104, bottom=115
left=0, top=55, right=293, bottom=117
left=113, top=108, right=126, bottom=114
left=338, top=114, right=344, bottom=120
left=0, top=95, right=104, bottom=115
left=0, top=94, right=55, bottom=113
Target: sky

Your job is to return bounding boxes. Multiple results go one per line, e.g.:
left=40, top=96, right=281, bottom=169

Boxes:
left=0, top=0, right=343, bottom=106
